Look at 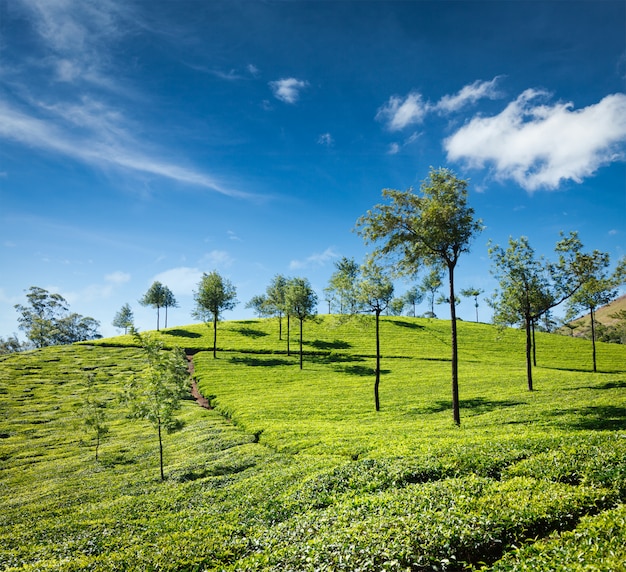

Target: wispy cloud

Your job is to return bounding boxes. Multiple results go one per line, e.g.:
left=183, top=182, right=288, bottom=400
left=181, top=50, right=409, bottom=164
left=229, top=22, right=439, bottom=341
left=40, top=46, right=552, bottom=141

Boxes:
left=2, top=0, right=255, bottom=199
left=200, top=250, right=235, bottom=268
left=153, top=267, right=204, bottom=296
left=289, top=247, right=338, bottom=270
left=269, top=78, right=309, bottom=104
left=377, top=77, right=503, bottom=131
left=445, top=90, right=626, bottom=191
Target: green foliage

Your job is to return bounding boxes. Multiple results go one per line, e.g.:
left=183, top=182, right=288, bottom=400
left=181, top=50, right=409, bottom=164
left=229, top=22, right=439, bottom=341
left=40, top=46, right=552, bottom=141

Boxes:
left=14, top=286, right=101, bottom=348
left=112, top=303, right=134, bottom=334
left=1, top=318, right=626, bottom=570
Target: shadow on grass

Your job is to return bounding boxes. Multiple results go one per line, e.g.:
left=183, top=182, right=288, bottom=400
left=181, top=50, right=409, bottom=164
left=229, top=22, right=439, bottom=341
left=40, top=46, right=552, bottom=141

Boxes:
left=307, top=339, right=352, bottom=350
left=416, top=397, right=526, bottom=415
left=231, top=327, right=269, bottom=339
left=555, top=405, right=626, bottom=431
left=391, top=320, right=425, bottom=330
left=230, top=355, right=291, bottom=367
left=163, top=329, right=202, bottom=338
left=564, top=379, right=626, bottom=391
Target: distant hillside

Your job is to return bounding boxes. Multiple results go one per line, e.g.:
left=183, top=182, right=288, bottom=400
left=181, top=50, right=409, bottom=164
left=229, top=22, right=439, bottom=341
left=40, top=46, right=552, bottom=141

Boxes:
left=564, top=293, right=626, bottom=341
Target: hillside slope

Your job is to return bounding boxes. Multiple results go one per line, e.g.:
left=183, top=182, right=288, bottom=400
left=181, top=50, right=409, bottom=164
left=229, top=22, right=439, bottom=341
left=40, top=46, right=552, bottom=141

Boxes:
left=1, top=316, right=625, bottom=571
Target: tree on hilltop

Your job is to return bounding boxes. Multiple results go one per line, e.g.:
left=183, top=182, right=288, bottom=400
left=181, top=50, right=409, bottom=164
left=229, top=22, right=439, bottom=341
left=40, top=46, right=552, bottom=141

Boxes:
left=356, top=167, right=483, bottom=426
left=356, top=259, right=394, bottom=411
left=460, top=287, right=484, bottom=322
left=139, top=282, right=167, bottom=331
left=420, top=268, right=443, bottom=318
left=192, top=271, right=238, bottom=358
left=324, top=257, right=360, bottom=314
left=285, top=277, right=318, bottom=370
left=113, top=303, right=134, bottom=334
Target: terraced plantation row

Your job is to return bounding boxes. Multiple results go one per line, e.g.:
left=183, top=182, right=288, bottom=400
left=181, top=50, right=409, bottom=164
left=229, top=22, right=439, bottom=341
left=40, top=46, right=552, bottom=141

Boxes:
left=1, top=315, right=625, bottom=570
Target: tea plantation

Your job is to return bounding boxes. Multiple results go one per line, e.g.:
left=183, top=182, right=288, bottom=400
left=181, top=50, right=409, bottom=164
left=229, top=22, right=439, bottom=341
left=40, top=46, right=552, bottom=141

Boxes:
left=1, top=315, right=625, bottom=570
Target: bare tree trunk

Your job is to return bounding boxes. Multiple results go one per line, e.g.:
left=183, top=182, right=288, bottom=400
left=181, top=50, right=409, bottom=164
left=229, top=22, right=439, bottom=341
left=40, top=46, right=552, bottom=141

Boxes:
left=287, top=314, right=290, bottom=356
left=532, top=319, right=537, bottom=367
left=449, top=264, right=460, bottom=426
left=299, top=318, right=303, bottom=370
left=590, top=306, right=597, bottom=373
left=158, top=420, right=164, bottom=481
left=212, top=314, right=217, bottom=359
left=525, top=316, right=533, bottom=391
left=375, top=309, right=381, bottom=412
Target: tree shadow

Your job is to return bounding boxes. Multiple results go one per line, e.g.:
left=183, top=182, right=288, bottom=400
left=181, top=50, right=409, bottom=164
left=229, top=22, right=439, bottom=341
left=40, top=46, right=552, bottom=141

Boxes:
left=391, top=320, right=425, bottom=330
left=229, top=355, right=291, bottom=367
left=307, top=339, right=352, bottom=350
left=231, top=327, right=269, bottom=339
left=555, top=406, right=626, bottom=431
left=415, top=397, right=525, bottom=415
left=163, top=329, right=202, bottom=338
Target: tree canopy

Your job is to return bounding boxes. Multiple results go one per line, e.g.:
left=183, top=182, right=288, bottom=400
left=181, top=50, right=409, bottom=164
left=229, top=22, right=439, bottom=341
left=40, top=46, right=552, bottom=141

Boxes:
left=356, top=167, right=482, bottom=425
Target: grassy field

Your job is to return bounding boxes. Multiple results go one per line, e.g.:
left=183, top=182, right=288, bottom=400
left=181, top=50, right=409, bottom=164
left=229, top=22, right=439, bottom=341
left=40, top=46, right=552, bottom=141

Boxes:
left=1, top=315, right=625, bottom=570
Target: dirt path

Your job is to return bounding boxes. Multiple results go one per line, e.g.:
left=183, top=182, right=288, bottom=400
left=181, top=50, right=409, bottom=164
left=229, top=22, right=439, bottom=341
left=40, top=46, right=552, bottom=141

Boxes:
left=186, top=353, right=211, bottom=409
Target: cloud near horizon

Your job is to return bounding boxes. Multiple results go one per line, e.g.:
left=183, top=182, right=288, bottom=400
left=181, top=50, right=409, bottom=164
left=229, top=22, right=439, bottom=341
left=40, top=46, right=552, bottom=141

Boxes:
left=445, top=90, right=626, bottom=191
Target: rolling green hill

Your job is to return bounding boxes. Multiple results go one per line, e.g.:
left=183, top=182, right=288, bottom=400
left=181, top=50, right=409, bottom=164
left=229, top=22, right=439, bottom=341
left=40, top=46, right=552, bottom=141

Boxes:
left=1, top=316, right=625, bottom=571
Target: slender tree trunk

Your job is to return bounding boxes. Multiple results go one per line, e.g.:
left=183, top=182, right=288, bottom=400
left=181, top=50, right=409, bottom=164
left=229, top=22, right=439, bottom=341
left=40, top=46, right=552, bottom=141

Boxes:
left=448, top=264, right=460, bottom=426
left=531, top=319, right=537, bottom=367
left=299, top=318, right=303, bottom=370
left=156, top=306, right=160, bottom=331
left=212, top=314, right=218, bottom=359
left=158, top=420, right=164, bottom=481
left=475, top=299, right=479, bottom=323
left=590, top=305, right=597, bottom=373
left=525, top=316, right=533, bottom=391
left=95, top=433, right=100, bottom=461
left=375, top=309, right=381, bottom=412
left=278, top=313, right=283, bottom=341
left=165, top=305, right=168, bottom=329
left=287, top=314, right=291, bottom=356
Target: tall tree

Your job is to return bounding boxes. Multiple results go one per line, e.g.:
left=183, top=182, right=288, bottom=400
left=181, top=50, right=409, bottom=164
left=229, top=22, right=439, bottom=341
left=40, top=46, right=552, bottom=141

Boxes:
left=460, top=287, right=484, bottom=322
left=285, top=277, right=318, bottom=369
left=139, top=282, right=167, bottom=331
left=420, top=268, right=443, bottom=317
left=356, top=167, right=482, bottom=426
left=192, top=271, right=238, bottom=358
left=565, top=251, right=618, bottom=372
left=324, top=257, right=360, bottom=314
left=489, top=232, right=599, bottom=390
left=403, top=285, right=424, bottom=317
left=15, top=286, right=100, bottom=347
left=113, top=303, right=134, bottom=334
left=162, top=286, right=178, bottom=329
left=356, top=259, right=394, bottom=411
left=123, top=332, right=188, bottom=480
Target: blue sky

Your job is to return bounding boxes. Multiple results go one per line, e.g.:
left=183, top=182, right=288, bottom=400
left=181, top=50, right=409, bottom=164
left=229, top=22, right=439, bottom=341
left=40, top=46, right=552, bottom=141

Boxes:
left=1, top=0, right=625, bottom=339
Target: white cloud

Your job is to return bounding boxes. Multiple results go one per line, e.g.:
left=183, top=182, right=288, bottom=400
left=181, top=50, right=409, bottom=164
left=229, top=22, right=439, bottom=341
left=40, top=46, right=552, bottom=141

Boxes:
left=200, top=250, right=234, bottom=268
left=289, top=247, right=338, bottom=270
left=376, top=92, right=428, bottom=131
left=105, top=271, right=131, bottom=284
left=153, top=267, right=204, bottom=296
left=269, top=78, right=309, bottom=104
left=318, top=132, right=334, bottom=146
left=435, top=77, right=502, bottom=114
left=445, top=90, right=626, bottom=191
left=387, top=142, right=401, bottom=155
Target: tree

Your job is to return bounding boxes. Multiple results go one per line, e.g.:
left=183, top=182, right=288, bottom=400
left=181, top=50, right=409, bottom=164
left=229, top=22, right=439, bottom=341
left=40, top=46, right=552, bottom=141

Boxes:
left=0, top=335, right=26, bottom=354
left=324, top=257, right=360, bottom=314
left=113, top=303, right=134, bottom=334
left=356, top=259, right=394, bottom=411
left=356, top=167, right=482, bottom=426
left=192, top=271, right=238, bottom=358
left=403, top=285, right=424, bottom=317
left=489, top=232, right=599, bottom=390
left=81, top=372, right=109, bottom=461
left=15, top=286, right=100, bottom=347
left=420, top=268, right=443, bottom=317
left=460, top=287, right=484, bottom=322
left=139, top=282, right=167, bottom=331
left=246, top=294, right=271, bottom=317
left=162, top=286, right=178, bottom=329
left=565, top=251, right=618, bottom=372
left=123, top=332, right=188, bottom=480
left=264, top=274, right=289, bottom=340
left=285, top=277, right=318, bottom=369
left=388, top=297, right=405, bottom=316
